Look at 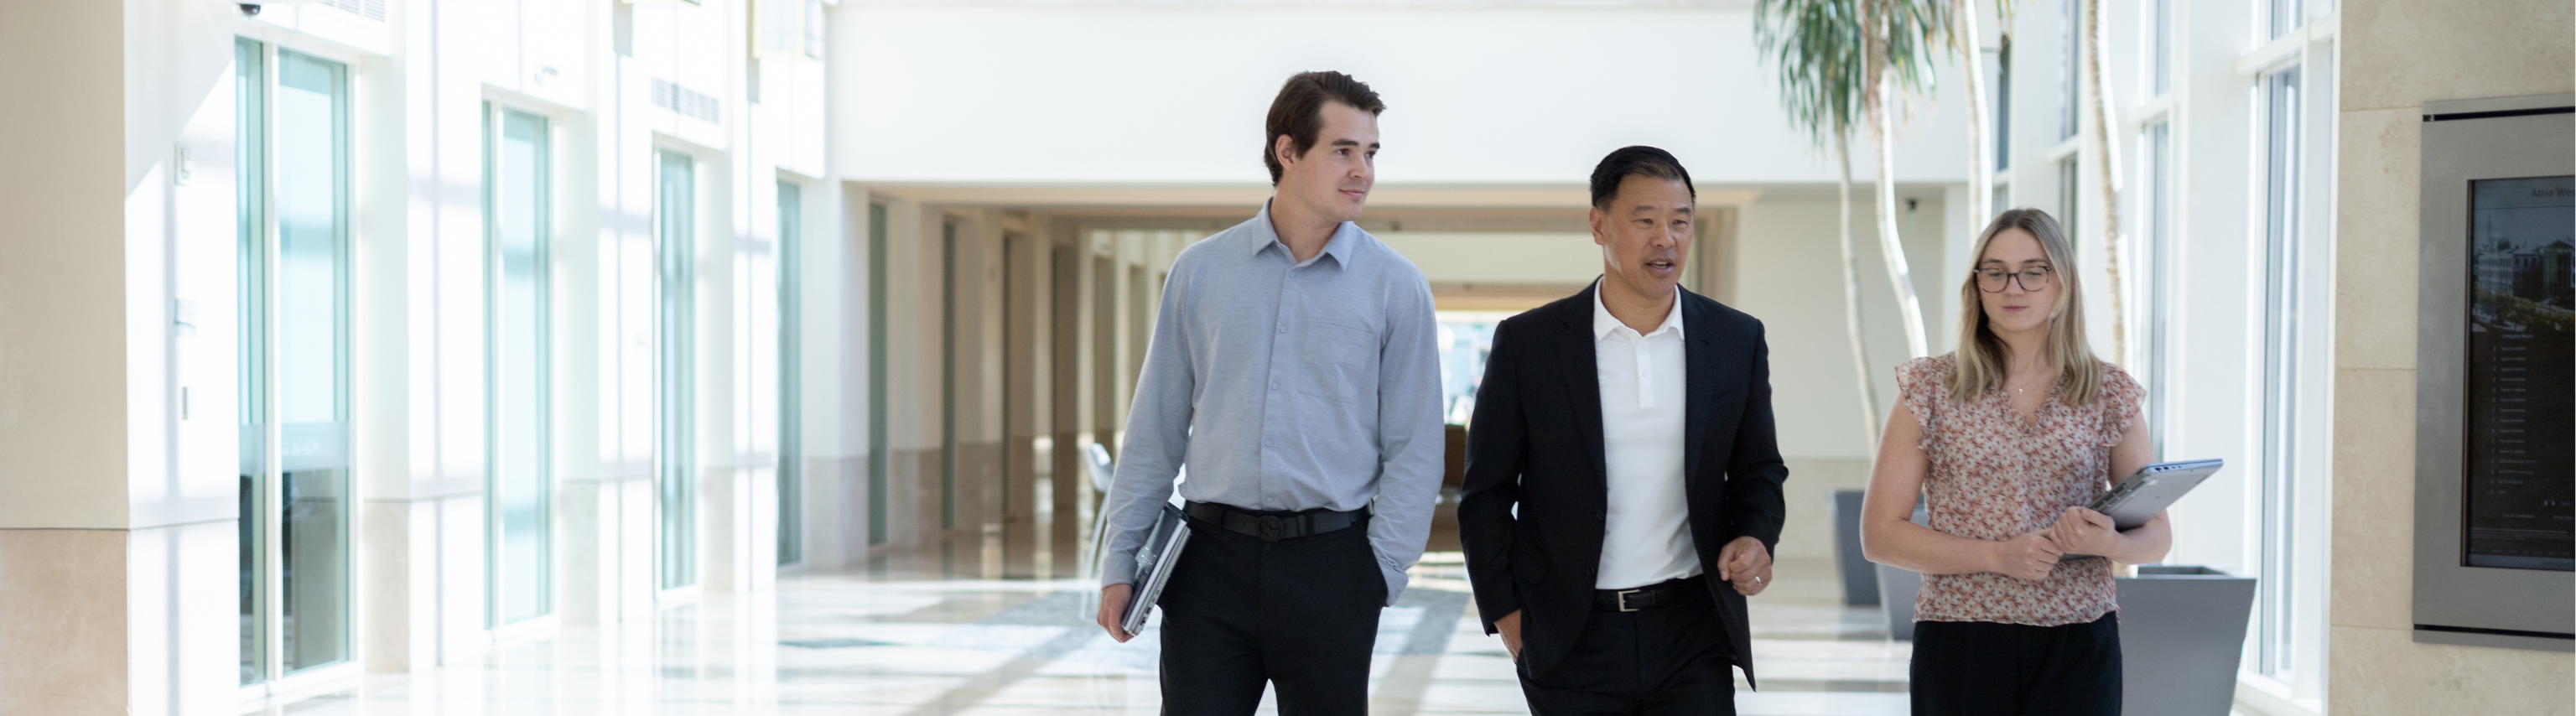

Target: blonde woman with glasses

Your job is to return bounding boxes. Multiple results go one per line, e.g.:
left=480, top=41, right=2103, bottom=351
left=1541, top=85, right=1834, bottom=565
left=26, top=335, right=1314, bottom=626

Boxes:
left=1860, top=208, right=2169, bottom=716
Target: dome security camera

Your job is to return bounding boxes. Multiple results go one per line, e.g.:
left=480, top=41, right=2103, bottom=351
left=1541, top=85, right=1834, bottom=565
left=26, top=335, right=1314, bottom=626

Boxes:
left=236, top=0, right=323, bottom=16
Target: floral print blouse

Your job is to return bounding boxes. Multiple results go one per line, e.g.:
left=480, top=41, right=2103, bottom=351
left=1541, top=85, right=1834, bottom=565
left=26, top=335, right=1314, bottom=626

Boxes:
left=1896, top=353, right=2142, bottom=627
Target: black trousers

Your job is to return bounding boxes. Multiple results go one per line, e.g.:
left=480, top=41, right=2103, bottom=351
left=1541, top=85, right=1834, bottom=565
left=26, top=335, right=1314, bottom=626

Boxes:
left=1910, top=613, right=2122, bottom=716
left=1156, top=508, right=1384, bottom=716
left=1516, top=581, right=1737, bottom=716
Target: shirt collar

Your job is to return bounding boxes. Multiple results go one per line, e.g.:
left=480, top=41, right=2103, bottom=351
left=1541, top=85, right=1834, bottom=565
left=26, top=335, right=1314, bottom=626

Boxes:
left=1249, top=198, right=1358, bottom=270
left=1591, top=277, right=1685, bottom=341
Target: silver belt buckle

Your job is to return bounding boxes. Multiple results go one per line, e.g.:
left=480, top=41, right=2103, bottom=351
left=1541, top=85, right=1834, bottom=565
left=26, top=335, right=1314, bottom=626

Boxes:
left=1615, top=589, right=1643, bottom=612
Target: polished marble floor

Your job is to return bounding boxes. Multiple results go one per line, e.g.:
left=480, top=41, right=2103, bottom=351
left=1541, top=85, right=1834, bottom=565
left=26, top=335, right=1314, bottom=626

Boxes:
left=264, top=553, right=1915, bottom=715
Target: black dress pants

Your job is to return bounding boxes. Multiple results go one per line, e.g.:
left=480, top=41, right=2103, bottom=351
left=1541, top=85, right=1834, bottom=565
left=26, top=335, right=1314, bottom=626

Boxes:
left=1516, top=581, right=1737, bottom=716
left=1909, top=613, right=2122, bottom=716
left=1155, top=509, right=1384, bottom=716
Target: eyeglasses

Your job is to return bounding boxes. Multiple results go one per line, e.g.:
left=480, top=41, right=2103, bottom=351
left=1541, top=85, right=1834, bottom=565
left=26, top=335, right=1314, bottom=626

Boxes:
left=1975, top=266, right=2055, bottom=293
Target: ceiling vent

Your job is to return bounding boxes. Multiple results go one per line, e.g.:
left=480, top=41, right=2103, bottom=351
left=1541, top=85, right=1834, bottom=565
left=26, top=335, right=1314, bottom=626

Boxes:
left=321, top=0, right=387, bottom=22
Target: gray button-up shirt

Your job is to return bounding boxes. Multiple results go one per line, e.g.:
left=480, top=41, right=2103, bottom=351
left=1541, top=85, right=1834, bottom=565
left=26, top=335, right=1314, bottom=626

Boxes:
left=1099, top=201, right=1446, bottom=605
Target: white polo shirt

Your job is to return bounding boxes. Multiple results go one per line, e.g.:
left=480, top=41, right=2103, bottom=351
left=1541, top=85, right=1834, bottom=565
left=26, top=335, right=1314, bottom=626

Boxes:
left=1592, top=281, right=1701, bottom=590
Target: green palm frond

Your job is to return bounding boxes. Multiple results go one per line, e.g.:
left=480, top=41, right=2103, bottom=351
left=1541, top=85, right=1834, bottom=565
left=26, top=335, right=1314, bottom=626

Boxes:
left=1872, top=0, right=1951, bottom=99
left=1754, top=0, right=1867, bottom=150
left=1757, top=0, right=1953, bottom=147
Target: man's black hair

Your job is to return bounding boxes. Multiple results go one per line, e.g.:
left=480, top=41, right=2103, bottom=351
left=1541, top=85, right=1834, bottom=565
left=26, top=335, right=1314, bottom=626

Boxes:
left=1263, top=71, right=1386, bottom=185
left=1588, top=145, right=1696, bottom=209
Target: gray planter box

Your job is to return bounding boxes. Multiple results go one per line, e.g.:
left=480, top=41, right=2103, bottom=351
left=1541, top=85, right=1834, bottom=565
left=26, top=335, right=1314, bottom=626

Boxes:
left=1875, top=563, right=1924, bottom=640
left=2116, top=565, right=2257, bottom=716
left=1832, top=490, right=1877, bottom=605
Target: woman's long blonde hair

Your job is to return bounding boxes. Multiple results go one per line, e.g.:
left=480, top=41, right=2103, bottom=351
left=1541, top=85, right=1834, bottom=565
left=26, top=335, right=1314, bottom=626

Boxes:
left=1948, top=208, right=2106, bottom=406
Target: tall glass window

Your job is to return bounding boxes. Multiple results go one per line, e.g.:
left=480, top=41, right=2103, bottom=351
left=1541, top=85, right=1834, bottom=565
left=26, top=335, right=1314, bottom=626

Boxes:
left=2151, top=0, right=2173, bottom=96
left=486, top=105, right=551, bottom=625
left=2145, top=121, right=2174, bottom=459
left=867, top=204, right=889, bottom=546
left=275, top=48, right=353, bottom=675
left=776, top=179, right=803, bottom=566
left=803, top=0, right=826, bottom=60
left=657, top=149, right=698, bottom=590
left=1993, top=42, right=2012, bottom=171
left=2059, top=0, right=2081, bottom=140
left=2257, top=65, right=2304, bottom=677
left=235, top=37, right=269, bottom=687
left=2059, top=157, right=2082, bottom=246
left=2270, top=0, right=2303, bottom=39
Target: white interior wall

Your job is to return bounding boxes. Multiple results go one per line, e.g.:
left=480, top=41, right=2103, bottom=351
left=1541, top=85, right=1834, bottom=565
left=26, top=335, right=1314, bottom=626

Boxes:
left=124, top=0, right=249, bottom=712
left=1376, top=231, right=1603, bottom=286
left=826, top=6, right=1973, bottom=188
left=1732, top=196, right=1953, bottom=461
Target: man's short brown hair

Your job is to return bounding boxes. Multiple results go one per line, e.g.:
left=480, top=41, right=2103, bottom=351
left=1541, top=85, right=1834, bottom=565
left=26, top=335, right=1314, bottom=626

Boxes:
left=1262, top=71, right=1385, bottom=185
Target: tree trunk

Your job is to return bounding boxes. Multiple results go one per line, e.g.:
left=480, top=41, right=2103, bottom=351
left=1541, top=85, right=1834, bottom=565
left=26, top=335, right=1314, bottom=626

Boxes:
left=1836, top=135, right=1883, bottom=450
left=1874, top=61, right=1930, bottom=359
left=2085, top=0, right=2128, bottom=360
left=1958, top=0, right=1992, bottom=228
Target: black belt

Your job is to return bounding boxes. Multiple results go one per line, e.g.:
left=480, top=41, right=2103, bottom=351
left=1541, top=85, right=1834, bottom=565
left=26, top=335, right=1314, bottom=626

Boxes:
left=1184, top=501, right=1368, bottom=542
left=1592, top=577, right=1700, bottom=612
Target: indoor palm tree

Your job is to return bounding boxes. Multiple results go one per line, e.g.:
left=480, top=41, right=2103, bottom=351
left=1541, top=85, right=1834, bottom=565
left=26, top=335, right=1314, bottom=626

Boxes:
left=1754, top=0, right=1883, bottom=447
left=1953, top=0, right=1998, bottom=227
left=1858, top=0, right=1949, bottom=362
left=2084, top=0, right=2131, bottom=359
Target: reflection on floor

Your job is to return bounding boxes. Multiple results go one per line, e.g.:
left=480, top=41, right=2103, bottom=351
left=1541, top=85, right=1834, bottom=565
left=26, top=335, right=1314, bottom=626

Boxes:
left=267, top=555, right=1914, bottom=715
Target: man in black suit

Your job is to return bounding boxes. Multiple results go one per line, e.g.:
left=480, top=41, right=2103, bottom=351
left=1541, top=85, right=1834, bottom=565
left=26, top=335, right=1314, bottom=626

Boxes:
left=1458, top=146, right=1789, bottom=715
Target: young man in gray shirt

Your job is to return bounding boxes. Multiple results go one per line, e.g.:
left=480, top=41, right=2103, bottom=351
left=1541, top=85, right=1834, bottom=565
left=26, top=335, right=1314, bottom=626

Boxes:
left=1091, top=70, right=1445, bottom=715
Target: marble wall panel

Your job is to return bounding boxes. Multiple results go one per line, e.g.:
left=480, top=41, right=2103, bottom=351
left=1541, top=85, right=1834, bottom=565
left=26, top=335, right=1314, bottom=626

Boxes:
left=2331, top=2, right=2575, bottom=713
left=0, top=530, right=127, bottom=715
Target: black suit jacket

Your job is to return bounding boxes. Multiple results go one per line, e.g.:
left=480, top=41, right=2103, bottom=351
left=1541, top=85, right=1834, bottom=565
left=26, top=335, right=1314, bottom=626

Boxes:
left=1457, top=283, right=1789, bottom=686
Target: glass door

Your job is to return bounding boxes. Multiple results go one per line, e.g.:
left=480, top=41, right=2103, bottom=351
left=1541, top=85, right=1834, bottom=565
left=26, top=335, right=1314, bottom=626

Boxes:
left=656, top=149, right=698, bottom=590
left=487, top=104, right=552, bottom=625
left=236, top=36, right=269, bottom=687
left=275, top=45, right=355, bottom=677
left=238, top=39, right=354, bottom=682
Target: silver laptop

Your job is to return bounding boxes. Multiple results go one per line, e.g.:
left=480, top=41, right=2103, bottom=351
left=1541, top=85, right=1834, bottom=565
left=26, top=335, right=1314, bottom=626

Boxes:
left=2088, top=459, right=2225, bottom=530
left=1119, top=504, right=1192, bottom=636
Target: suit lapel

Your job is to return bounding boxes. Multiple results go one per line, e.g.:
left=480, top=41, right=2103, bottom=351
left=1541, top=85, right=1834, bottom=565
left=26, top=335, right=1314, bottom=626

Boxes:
left=1683, top=292, right=1716, bottom=482
left=1558, top=286, right=1610, bottom=491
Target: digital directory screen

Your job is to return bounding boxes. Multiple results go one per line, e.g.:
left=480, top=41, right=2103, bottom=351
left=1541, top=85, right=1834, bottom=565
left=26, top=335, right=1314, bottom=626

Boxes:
left=2464, top=175, right=2575, bottom=571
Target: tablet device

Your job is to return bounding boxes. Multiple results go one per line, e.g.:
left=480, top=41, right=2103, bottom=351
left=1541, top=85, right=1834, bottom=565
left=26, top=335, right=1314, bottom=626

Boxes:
left=2087, top=459, right=2224, bottom=530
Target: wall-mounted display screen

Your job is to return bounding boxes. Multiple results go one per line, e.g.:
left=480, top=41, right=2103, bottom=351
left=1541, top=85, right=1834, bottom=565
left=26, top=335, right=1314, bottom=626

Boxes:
left=2464, top=175, right=2574, bottom=572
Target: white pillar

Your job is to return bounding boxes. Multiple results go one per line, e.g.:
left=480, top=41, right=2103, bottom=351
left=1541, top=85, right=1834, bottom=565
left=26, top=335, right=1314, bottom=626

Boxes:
left=0, top=0, right=242, bottom=713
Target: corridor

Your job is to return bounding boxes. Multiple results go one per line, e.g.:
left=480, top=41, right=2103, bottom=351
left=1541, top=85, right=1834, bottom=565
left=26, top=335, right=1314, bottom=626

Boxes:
left=4, top=0, right=2569, bottom=714
left=259, top=554, right=1909, bottom=715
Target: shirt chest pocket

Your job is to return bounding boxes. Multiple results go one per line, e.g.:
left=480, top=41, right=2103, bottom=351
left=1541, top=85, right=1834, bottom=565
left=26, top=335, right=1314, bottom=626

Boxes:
left=1296, top=320, right=1380, bottom=409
